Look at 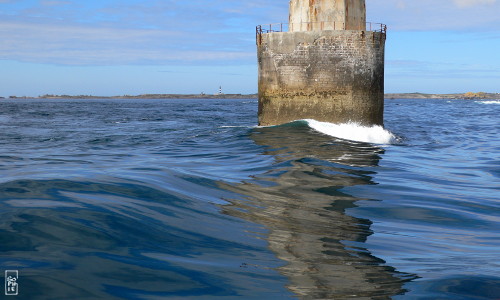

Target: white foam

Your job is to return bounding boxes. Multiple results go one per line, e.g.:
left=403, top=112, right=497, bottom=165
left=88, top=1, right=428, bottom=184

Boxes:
left=476, top=100, right=500, bottom=105
left=305, top=119, right=396, bottom=144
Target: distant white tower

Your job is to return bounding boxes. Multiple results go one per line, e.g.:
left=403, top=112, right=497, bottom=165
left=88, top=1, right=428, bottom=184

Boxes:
left=218, top=86, right=223, bottom=95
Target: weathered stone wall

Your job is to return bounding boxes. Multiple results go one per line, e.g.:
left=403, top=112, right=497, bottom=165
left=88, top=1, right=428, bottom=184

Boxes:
left=257, top=30, right=385, bottom=126
left=289, top=0, right=365, bottom=31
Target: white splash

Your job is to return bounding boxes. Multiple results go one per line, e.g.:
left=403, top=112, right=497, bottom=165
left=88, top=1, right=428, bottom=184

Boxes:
left=476, top=100, right=500, bottom=105
left=305, top=119, right=396, bottom=144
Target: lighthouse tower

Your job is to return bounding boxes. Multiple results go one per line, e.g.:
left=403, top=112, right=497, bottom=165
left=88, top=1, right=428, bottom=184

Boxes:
left=256, top=0, right=386, bottom=126
left=289, top=0, right=366, bottom=31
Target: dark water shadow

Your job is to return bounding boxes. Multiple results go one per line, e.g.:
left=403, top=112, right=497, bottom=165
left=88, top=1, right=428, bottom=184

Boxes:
left=219, top=123, right=418, bottom=299
left=0, top=176, right=290, bottom=299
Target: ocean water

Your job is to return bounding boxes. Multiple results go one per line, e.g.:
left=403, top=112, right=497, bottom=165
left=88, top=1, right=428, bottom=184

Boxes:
left=0, top=98, right=498, bottom=299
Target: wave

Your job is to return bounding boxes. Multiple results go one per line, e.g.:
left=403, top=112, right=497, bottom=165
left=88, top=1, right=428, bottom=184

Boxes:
left=476, top=100, right=500, bottom=105
left=303, top=119, right=396, bottom=144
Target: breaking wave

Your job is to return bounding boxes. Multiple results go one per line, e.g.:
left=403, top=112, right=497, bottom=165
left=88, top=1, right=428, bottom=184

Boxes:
left=304, top=119, right=396, bottom=144
left=476, top=100, right=500, bottom=105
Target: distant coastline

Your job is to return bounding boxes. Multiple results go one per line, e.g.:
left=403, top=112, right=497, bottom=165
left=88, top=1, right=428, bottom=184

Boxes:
left=2, top=92, right=499, bottom=100
left=385, top=92, right=500, bottom=100
left=2, top=94, right=259, bottom=100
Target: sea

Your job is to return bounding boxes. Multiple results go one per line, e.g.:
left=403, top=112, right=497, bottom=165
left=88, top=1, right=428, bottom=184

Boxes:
left=0, top=98, right=498, bottom=299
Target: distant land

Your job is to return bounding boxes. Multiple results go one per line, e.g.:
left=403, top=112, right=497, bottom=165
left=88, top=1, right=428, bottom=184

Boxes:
left=2, top=93, right=258, bottom=100
left=385, top=92, right=500, bottom=100
left=1, top=92, right=499, bottom=100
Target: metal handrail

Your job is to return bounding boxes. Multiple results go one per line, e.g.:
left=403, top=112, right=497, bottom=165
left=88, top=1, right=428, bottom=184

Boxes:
left=256, top=22, right=387, bottom=35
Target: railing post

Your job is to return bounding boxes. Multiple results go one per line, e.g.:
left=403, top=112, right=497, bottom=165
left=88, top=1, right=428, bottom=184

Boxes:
left=256, top=25, right=260, bottom=45
left=257, top=21, right=386, bottom=34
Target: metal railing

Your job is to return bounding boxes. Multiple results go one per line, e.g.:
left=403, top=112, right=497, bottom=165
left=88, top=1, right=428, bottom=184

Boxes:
left=256, top=21, right=387, bottom=40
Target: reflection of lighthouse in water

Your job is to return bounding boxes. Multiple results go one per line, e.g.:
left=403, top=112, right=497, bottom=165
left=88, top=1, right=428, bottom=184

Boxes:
left=219, top=126, right=416, bottom=298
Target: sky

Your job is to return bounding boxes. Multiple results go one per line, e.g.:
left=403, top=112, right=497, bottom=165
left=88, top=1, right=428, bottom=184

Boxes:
left=0, top=0, right=499, bottom=97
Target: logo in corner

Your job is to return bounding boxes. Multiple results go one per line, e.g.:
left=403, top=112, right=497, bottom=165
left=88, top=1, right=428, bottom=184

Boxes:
left=5, top=270, right=19, bottom=296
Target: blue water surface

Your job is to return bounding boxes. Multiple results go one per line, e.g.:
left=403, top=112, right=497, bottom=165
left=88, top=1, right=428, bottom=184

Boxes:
left=0, top=98, right=498, bottom=299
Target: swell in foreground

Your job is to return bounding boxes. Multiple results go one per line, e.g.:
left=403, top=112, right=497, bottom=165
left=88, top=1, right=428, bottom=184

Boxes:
left=0, top=98, right=498, bottom=299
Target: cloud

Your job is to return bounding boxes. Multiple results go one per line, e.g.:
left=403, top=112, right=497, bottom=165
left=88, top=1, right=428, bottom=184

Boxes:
left=1, top=0, right=499, bottom=66
left=387, top=59, right=500, bottom=79
left=453, top=0, right=497, bottom=7
left=0, top=0, right=272, bottom=66
left=40, top=0, right=71, bottom=6
left=0, top=18, right=254, bottom=65
left=396, top=1, right=406, bottom=9
left=367, top=0, right=500, bottom=31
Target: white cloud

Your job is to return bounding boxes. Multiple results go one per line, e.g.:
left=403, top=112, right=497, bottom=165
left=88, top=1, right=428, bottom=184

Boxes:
left=0, top=0, right=270, bottom=66
left=367, top=0, right=500, bottom=31
left=2, top=0, right=499, bottom=66
left=453, top=0, right=497, bottom=7
left=387, top=59, right=500, bottom=79
left=40, top=0, right=71, bottom=6
left=0, top=18, right=255, bottom=65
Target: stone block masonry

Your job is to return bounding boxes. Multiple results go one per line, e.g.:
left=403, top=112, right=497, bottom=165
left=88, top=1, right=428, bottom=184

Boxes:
left=257, top=29, right=386, bottom=126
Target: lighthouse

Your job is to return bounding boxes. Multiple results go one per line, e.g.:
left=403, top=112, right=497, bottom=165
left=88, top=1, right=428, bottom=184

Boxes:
left=256, top=0, right=386, bottom=126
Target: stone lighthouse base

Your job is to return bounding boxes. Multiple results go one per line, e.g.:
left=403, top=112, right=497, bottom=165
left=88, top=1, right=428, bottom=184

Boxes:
left=257, top=30, right=386, bottom=126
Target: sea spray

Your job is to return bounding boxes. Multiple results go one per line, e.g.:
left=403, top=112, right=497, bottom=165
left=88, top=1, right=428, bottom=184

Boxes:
left=476, top=100, right=500, bottom=105
left=305, top=119, right=396, bottom=144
